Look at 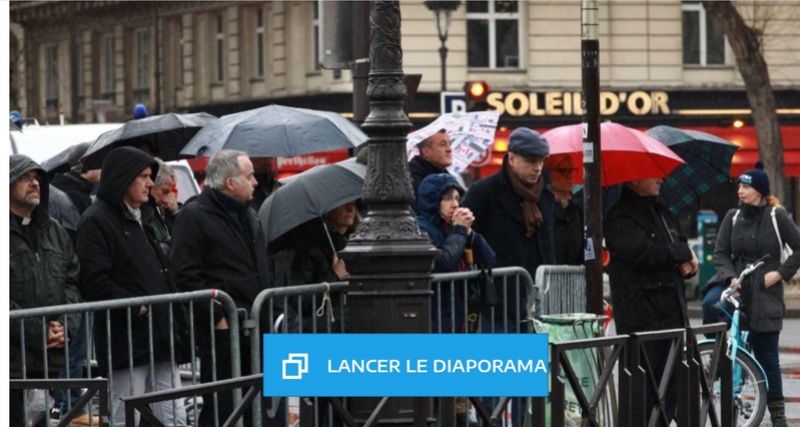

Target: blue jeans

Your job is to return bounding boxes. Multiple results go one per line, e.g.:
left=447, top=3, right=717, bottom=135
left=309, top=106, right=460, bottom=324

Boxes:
left=57, top=312, right=92, bottom=415
left=749, top=331, right=783, bottom=401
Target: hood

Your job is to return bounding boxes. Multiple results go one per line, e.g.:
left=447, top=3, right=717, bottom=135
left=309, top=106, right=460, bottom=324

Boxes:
left=96, top=147, right=158, bottom=211
left=417, top=173, right=464, bottom=221
left=10, top=154, right=49, bottom=213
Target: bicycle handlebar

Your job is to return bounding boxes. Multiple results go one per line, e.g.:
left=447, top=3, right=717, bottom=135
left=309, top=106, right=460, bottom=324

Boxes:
left=720, top=254, right=771, bottom=302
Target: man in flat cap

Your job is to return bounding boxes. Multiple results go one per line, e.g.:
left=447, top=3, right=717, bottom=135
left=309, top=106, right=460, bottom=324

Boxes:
left=461, top=127, right=556, bottom=426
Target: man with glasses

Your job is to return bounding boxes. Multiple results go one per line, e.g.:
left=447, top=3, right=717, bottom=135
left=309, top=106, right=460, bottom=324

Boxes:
left=545, top=156, right=584, bottom=265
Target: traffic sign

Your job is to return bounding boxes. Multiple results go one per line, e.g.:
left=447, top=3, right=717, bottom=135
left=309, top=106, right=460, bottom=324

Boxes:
left=440, top=92, right=466, bottom=115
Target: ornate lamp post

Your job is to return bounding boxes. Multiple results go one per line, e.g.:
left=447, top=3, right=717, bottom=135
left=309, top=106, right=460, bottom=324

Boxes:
left=339, top=1, right=438, bottom=425
left=425, top=1, right=461, bottom=92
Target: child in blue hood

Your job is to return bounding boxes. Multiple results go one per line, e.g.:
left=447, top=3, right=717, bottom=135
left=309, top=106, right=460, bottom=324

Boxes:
left=417, top=173, right=496, bottom=333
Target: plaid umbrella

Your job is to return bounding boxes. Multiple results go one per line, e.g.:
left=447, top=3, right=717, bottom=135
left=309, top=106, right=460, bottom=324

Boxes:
left=646, top=125, right=739, bottom=212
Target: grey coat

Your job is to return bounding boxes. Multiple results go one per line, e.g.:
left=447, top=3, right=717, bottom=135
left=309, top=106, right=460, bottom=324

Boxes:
left=713, top=203, right=800, bottom=332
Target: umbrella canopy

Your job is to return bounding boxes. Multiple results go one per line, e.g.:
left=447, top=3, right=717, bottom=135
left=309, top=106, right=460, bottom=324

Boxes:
left=543, top=122, right=685, bottom=187
left=258, top=158, right=366, bottom=243
left=41, top=142, right=91, bottom=177
left=181, top=104, right=368, bottom=158
left=83, top=112, right=217, bottom=166
left=406, top=111, right=500, bottom=174
left=646, top=125, right=739, bottom=211
left=10, top=118, right=21, bottom=132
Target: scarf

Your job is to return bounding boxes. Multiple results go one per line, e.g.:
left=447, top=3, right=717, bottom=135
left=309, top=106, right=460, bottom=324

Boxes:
left=506, top=164, right=544, bottom=237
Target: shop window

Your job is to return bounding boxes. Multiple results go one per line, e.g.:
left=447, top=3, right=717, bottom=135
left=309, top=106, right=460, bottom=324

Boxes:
left=682, top=1, right=727, bottom=66
left=467, top=0, right=521, bottom=69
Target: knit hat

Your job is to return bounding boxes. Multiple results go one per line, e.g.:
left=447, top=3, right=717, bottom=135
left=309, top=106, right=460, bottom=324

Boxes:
left=508, top=128, right=549, bottom=157
left=738, top=161, right=770, bottom=196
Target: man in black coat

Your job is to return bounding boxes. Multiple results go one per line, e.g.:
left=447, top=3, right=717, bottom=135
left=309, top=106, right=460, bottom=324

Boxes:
left=461, top=128, right=555, bottom=427
left=76, top=147, right=187, bottom=427
left=409, top=129, right=452, bottom=213
left=50, top=142, right=100, bottom=215
left=10, top=155, right=83, bottom=426
left=604, top=177, right=697, bottom=422
left=170, top=149, right=272, bottom=427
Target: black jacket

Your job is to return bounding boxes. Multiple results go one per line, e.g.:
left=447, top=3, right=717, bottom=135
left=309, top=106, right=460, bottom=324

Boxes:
left=51, top=171, right=94, bottom=215
left=76, top=147, right=187, bottom=373
left=554, top=199, right=584, bottom=266
left=409, top=155, right=448, bottom=213
left=271, top=217, right=348, bottom=332
left=10, top=155, right=82, bottom=377
left=713, top=203, right=800, bottom=332
left=461, top=158, right=556, bottom=320
left=604, top=187, right=694, bottom=335
left=170, top=187, right=272, bottom=336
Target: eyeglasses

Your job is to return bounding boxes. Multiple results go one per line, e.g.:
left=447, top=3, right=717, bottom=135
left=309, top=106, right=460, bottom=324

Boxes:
left=16, top=173, right=39, bottom=185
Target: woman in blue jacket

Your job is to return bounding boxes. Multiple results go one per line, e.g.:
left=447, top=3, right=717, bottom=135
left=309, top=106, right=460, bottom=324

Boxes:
left=417, top=173, right=496, bottom=333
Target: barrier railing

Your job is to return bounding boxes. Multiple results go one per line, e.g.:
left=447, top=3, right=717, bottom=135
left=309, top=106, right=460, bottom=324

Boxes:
left=533, top=265, right=586, bottom=317
left=10, top=290, right=240, bottom=427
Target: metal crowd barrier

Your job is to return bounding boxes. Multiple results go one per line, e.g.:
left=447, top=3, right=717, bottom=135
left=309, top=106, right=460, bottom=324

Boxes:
left=10, top=290, right=240, bottom=427
left=533, top=265, right=586, bottom=317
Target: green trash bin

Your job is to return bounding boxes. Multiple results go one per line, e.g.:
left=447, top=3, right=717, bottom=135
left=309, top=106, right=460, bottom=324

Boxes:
left=696, top=210, right=719, bottom=297
left=527, top=313, right=614, bottom=427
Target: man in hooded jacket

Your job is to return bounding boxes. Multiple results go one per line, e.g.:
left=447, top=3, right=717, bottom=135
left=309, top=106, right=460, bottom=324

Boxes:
left=76, top=146, right=187, bottom=427
left=10, top=154, right=82, bottom=425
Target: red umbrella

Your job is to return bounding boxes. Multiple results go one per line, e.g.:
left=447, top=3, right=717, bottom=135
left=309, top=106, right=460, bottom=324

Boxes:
left=542, top=122, right=685, bottom=187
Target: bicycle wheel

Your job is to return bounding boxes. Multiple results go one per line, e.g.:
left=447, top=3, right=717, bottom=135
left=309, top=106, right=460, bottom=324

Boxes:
left=697, top=342, right=767, bottom=427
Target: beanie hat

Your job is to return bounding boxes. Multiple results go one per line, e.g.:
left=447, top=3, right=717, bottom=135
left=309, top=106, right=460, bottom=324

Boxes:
left=508, top=128, right=549, bottom=157
left=133, top=103, right=148, bottom=119
left=738, top=161, right=770, bottom=196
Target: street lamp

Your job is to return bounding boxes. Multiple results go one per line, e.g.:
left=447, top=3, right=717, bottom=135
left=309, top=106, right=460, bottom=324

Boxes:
left=425, top=1, right=460, bottom=92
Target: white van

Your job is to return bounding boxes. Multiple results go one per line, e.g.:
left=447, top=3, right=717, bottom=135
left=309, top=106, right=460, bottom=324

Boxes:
left=9, top=123, right=123, bottom=163
left=9, top=123, right=200, bottom=203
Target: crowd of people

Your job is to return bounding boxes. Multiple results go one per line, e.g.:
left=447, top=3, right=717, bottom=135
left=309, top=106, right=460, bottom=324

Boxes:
left=10, top=111, right=800, bottom=427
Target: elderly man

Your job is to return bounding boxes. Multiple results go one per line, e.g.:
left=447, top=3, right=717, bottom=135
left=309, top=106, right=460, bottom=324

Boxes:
left=76, top=147, right=187, bottom=427
left=462, top=127, right=555, bottom=427
left=171, top=149, right=272, bottom=427
left=409, top=129, right=452, bottom=212
left=148, top=158, right=179, bottom=254
left=10, top=155, right=83, bottom=425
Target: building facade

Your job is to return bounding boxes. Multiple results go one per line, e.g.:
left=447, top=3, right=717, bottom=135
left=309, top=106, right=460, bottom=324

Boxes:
left=9, top=1, right=800, bottom=204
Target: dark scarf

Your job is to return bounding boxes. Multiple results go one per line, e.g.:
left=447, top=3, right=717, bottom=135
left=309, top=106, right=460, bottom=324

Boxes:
left=505, top=161, right=544, bottom=237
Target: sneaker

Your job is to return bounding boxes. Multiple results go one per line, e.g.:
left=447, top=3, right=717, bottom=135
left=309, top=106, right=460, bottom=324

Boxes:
left=70, top=413, right=101, bottom=426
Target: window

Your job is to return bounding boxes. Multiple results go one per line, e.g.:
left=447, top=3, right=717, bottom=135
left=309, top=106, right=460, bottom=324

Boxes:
left=311, top=1, right=321, bottom=71
left=682, top=1, right=727, bottom=65
left=255, top=8, right=265, bottom=78
left=214, top=14, right=225, bottom=82
left=102, top=35, right=116, bottom=98
left=178, top=22, right=185, bottom=86
left=467, top=0, right=521, bottom=69
left=135, top=29, right=150, bottom=89
left=45, top=44, right=59, bottom=109
left=76, top=42, right=84, bottom=110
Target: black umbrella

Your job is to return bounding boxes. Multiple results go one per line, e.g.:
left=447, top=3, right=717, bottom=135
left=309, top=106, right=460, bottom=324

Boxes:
left=180, top=104, right=368, bottom=158
left=41, top=142, right=91, bottom=177
left=258, top=158, right=366, bottom=244
left=10, top=118, right=21, bottom=132
left=83, top=112, right=217, bottom=167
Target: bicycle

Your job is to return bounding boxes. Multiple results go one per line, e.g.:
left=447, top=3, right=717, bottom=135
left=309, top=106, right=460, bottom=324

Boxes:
left=696, top=255, right=770, bottom=427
